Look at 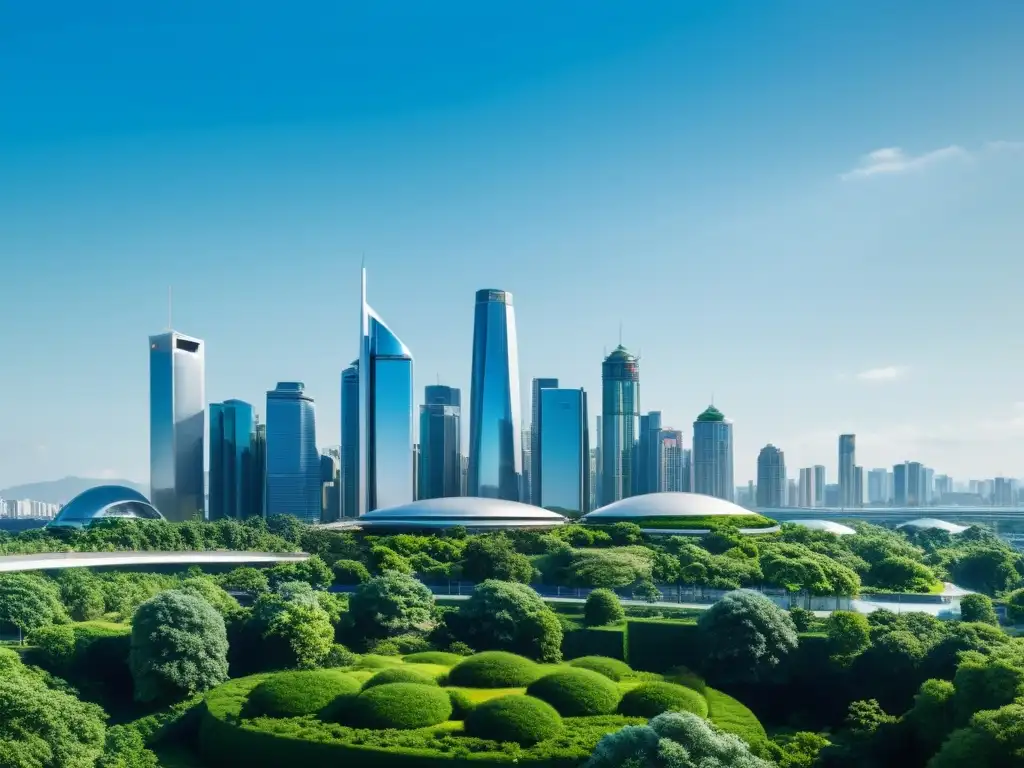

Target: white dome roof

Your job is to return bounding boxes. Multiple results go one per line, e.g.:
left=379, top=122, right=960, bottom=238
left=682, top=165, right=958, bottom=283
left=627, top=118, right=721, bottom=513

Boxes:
left=356, top=497, right=566, bottom=530
left=584, top=492, right=752, bottom=520
left=897, top=518, right=969, bottom=534
left=789, top=519, right=857, bottom=535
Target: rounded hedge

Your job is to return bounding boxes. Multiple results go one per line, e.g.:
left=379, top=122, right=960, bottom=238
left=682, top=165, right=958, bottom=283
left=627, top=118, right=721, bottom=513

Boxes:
left=567, top=656, right=633, bottom=682
left=353, top=654, right=405, bottom=669
left=447, top=652, right=542, bottom=688
left=348, top=683, right=453, bottom=729
left=361, top=667, right=438, bottom=690
left=617, top=682, right=708, bottom=719
left=244, top=670, right=361, bottom=718
left=525, top=668, right=621, bottom=716
left=583, top=589, right=625, bottom=627
left=464, top=694, right=564, bottom=745
left=448, top=688, right=475, bottom=720
left=403, top=651, right=464, bottom=667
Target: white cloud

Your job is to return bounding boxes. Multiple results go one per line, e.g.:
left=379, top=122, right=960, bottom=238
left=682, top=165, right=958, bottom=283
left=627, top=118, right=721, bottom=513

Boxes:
left=840, top=146, right=968, bottom=180
left=855, top=366, right=908, bottom=382
left=986, top=140, right=1024, bottom=153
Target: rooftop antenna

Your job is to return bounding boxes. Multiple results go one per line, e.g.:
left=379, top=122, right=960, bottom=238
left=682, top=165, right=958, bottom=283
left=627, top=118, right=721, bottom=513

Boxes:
left=618, top=322, right=623, bottom=346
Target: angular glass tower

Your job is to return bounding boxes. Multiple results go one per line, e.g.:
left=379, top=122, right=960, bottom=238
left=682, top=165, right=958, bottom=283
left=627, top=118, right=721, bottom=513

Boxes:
left=600, top=345, right=639, bottom=507
left=340, top=361, right=360, bottom=517
left=418, top=385, right=462, bottom=500
left=265, top=382, right=321, bottom=523
left=529, top=378, right=558, bottom=505
left=635, top=411, right=663, bottom=496
left=359, top=269, right=414, bottom=514
left=208, top=399, right=257, bottom=520
left=692, top=405, right=734, bottom=501
left=538, top=387, right=590, bottom=517
left=468, top=289, right=522, bottom=500
left=149, top=330, right=205, bottom=522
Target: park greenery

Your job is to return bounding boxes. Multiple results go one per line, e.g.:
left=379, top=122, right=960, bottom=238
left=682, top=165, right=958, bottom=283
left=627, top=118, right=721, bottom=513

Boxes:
left=1, top=514, right=1024, bottom=766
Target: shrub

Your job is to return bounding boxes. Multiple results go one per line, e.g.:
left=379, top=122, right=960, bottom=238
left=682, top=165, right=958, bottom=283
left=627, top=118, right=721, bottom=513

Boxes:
left=349, top=683, right=452, bottom=729
left=827, top=610, right=872, bottom=657
left=332, top=559, right=370, bottom=586
left=617, top=681, right=709, bottom=719
left=263, top=602, right=335, bottom=669
left=244, top=670, right=360, bottom=718
left=353, top=654, right=404, bottom=669
left=789, top=606, right=814, bottom=632
left=959, top=594, right=998, bottom=625
left=447, top=651, right=542, bottom=688
left=323, top=644, right=359, bottom=668
left=0, top=573, right=69, bottom=633
left=448, top=689, right=475, bottom=720
left=403, top=651, right=463, bottom=667
left=346, top=573, right=435, bottom=641
left=568, top=655, right=633, bottom=681
left=361, top=666, right=438, bottom=690
left=452, top=580, right=563, bottom=662
left=464, top=694, right=564, bottom=745
left=584, top=588, right=625, bottom=627
left=366, top=633, right=432, bottom=656
left=526, top=668, right=621, bottom=716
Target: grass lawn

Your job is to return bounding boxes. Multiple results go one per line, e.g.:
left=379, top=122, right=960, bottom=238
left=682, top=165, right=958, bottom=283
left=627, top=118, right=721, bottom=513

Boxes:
left=446, top=685, right=526, bottom=703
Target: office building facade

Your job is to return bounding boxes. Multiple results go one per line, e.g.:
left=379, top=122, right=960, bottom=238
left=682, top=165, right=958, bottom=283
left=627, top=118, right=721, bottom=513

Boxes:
left=838, top=434, right=856, bottom=508
left=537, top=387, right=589, bottom=517
left=600, top=345, right=640, bottom=506
left=529, top=378, right=559, bottom=504
left=468, top=289, right=523, bottom=500
left=756, top=444, right=786, bottom=508
left=813, top=465, right=826, bottom=507
left=208, top=399, right=259, bottom=520
left=265, top=382, right=321, bottom=523
left=867, top=468, right=889, bottom=505
left=692, top=405, right=734, bottom=501
left=418, top=385, right=462, bottom=500
left=340, top=361, right=359, bottom=517
left=798, top=467, right=815, bottom=508
left=149, top=330, right=206, bottom=522
left=659, top=429, right=688, bottom=492
left=359, top=269, right=415, bottom=513
left=635, top=411, right=663, bottom=495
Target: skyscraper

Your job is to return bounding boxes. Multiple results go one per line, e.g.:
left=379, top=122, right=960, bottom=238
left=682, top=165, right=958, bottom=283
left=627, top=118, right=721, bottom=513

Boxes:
left=813, top=465, right=826, bottom=507
left=600, top=346, right=640, bottom=506
left=867, top=468, right=889, bottom=505
left=251, top=417, right=267, bottom=518
left=468, top=289, right=522, bottom=500
left=756, top=444, right=786, bottom=508
left=320, top=451, right=340, bottom=522
left=853, top=466, right=864, bottom=508
left=893, top=462, right=909, bottom=506
left=149, top=330, right=205, bottom=522
left=658, top=429, right=688, bottom=492
left=208, top=399, right=257, bottom=520
left=798, top=467, right=815, bottom=508
left=635, top=411, right=663, bottom=495
left=418, top=384, right=462, bottom=500
left=340, top=361, right=359, bottom=517
left=537, top=387, right=589, bottom=517
left=359, top=268, right=415, bottom=513
left=838, top=434, right=856, bottom=508
left=265, top=382, right=321, bottom=523
left=906, top=461, right=924, bottom=506
left=529, top=378, right=559, bottom=504
left=692, top=405, right=734, bottom=501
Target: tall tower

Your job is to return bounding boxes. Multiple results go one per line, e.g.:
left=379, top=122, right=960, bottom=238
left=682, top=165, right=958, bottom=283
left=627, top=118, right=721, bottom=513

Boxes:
left=600, top=345, right=640, bottom=506
left=537, top=387, right=590, bottom=517
left=149, top=331, right=205, bottom=522
left=468, top=289, right=522, bottom=500
left=755, top=444, right=786, bottom=508
left=658, top=429, right=688, bottom=492
left=418, top=385, right=462, bottom=500
left=636, top=411, right=663, bottom=495
left=529, top=378, right=559, bottom=504
left=813, top=465, right=826, bottom=507
left=340, top=361, right=360, bottom=517
left=265, top=382, right=321, bottom=523
left=838, top=434, right=856, bottom=508
left=692, top=405, right=734, bottom=501
left=359, top=269, right=415, bottom=513
left=208, top=399, right=256, bottom=520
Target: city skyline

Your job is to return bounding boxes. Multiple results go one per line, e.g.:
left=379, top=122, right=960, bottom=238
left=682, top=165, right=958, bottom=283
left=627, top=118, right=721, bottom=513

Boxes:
left=3, top=3, right=1024, bottom=488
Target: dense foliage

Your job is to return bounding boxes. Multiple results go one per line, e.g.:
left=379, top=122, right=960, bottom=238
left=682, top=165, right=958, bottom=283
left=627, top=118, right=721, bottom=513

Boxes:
left=463, top=694, right=565, bottom=745
left=698, top=589, right=799, bottom=684
left=526, top=667, right=622, bottom=716
left=448, top=580, right=563, bottom=661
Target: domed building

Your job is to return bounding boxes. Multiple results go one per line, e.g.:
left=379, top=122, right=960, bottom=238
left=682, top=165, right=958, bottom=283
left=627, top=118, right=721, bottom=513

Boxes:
left=787, top=519, right=857, bottom=536
left=47, top=485, right=164, bottom=529
left=582, top=492, right=777, bottom=535
left=897, top=518, right=969, bottom=535
left=353, top=497, right=566, bottom=532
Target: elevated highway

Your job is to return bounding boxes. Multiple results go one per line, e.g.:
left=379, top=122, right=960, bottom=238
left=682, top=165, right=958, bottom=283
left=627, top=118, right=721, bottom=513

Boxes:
left=0, top=550, right=308, bottom=573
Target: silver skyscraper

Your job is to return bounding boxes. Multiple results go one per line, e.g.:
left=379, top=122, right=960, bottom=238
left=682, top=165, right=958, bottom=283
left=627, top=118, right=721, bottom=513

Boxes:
left=359, top=268, right=415, bottom=514
left=149, top=331, right=205, bottom=522
left=468, top=289, right=522, bottom=500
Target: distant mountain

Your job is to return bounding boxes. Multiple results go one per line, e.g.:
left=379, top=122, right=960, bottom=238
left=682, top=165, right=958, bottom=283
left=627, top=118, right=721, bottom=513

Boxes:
left=0, top=476, right=148, bottom=505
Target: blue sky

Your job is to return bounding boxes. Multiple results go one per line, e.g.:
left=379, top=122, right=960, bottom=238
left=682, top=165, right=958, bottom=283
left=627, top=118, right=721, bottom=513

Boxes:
left=1, top=1, right=1023, bottom=489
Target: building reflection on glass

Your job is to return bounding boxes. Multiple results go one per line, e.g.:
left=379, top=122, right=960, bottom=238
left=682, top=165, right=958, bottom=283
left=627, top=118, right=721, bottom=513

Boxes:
left=265, top=382, right=322, bottom=523
left=468, top=289, right=522, bottom=500
left=359, top=268, right=414, bottom=514
left=149, top=331, right=205, bottom=522
left=692, top=405, right=734, bottom=502
left=600, top=345, right=639, bottom=507
left=340, top=361, right=360, bottom=517
left=208, top=399, right=261, bottom=520
left=538, top=387, right=589, bottom=518
left=418, top=385, right=462, bottom=500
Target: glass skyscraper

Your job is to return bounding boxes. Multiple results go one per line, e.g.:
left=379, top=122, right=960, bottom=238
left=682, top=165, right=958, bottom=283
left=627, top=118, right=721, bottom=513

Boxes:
left=635, top=411, right=663, bottom=495
left=340, top=361, right=359, bottom=517
left=208, top=399, right=258, bottom=520
left=265, top=382, right=321, bottom=523
left=149, top=330, right=205, bottom=522
left=755, top=443, right=786, bottom=508
left=838, top=434, right=857, bottom=508
left=418, top=385, right=462, bottom=500
left=468, top=289, right=522, bottom=500
left=600, top=345, right=639, bottom=507
left=529, top=378, right=558, bottom=504
left=359, top=268, right=414, bottom=514
left=692, top=405, right=734, bottom=501
left=538, top=387, right=589, bottom=517
left=658, top=429, right=689, bottom=492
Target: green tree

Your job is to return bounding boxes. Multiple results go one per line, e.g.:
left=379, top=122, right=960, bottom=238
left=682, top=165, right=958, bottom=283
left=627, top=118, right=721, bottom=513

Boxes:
left=461, top=535, right=534, bottom=583
left=453, top=580, right=563, bottom=662
left=129, top=591, right=229, bottom=703
left=54, top=570, right=106, bottom=621
left=826, top=610, right=871, bottom=658
left=173, top=576, right=240, bottom=617
left=264, top=602, right=335, bottom=669
left=1005, top=587, right=1024, bottom=623
left=332, top=559, right=371, bottom=585
left=959, top=593, right=998, bottom=625
left=866, top=555, right=937, bottom=592
left=266, top=555, right=333, bottom=590
left=697, top=589, right=798, bottom=685
left=218, top=566, right=270, bottom=594
left=96, top=725, right=159, bottom=768
left=0, top=573, right=68, bottom=637
left=946, top=546, right=1021, bottom=596
left=346, top=572, right=435, bottom=640
left=583, top=588, right=625, bottom=627
left=266, top=514, right=306, bottom=543
left=929, top=701, right=1024, bottom=768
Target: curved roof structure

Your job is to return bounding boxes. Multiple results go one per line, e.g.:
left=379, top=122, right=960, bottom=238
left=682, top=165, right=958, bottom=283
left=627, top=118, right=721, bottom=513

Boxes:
left=897, top=518, right=969, bottom=534
left=0, top=550, right=307, bottom=573
left=788, top=519, right=857, bottom=536
left=696, top=405, right=726, bottom=422
left=47, top=485, right=164, bottom=529
left=584, top=492, right=752, bottom=520
left=356, top=497, right=566, bottom=531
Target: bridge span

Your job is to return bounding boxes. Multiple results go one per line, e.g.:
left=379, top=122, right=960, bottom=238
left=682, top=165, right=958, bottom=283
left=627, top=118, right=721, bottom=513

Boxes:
left=0, top=550, right=309, bottom=573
